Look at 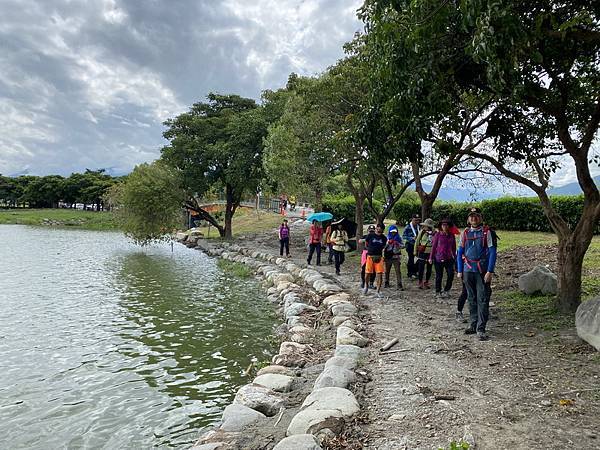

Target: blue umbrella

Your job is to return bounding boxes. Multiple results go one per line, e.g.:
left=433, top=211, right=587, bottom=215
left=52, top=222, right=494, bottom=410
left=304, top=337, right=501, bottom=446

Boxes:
left=306, top=212, right=333, bottom=222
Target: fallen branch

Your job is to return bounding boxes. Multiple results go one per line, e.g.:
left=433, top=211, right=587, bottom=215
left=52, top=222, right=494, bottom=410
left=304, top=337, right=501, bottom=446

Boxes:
left=380, top=338, right=399, bottom=352
left=274, top=407, right=285, bottom=427
left=380, top=348, right=410, bottom=355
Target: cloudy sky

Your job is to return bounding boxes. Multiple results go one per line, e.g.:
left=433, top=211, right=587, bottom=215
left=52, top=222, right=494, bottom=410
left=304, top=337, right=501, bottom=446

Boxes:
left=0, top=0, right=363, bottom=177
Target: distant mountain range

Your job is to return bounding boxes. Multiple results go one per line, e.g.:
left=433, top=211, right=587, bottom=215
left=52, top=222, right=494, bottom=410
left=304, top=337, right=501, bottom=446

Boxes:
left=547, top=175, right=600, bottom=196
left=423, top=174, right=600, bottom=202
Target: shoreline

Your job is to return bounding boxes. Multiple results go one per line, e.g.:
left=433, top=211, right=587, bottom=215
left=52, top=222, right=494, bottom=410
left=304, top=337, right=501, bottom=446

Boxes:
left=179, top=234, right=367, bottom=450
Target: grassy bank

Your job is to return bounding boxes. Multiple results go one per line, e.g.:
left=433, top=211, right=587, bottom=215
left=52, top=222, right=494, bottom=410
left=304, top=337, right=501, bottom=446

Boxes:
left=201, top=207, right=283, bottom=238
left=0, top=208, right=118, bottom=230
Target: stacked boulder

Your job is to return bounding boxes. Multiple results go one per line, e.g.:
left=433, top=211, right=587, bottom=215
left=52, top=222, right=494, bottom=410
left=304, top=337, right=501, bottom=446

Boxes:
left=190, top=241, right=366, bottom=449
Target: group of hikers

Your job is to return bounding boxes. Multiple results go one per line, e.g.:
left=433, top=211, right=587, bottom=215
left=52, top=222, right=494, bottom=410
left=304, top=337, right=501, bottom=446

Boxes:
left=278, top=207, right=497, bottom=341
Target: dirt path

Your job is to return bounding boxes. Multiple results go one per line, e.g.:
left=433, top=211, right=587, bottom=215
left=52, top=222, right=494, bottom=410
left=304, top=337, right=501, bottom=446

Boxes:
left=241, top=231, right=600, bottom=449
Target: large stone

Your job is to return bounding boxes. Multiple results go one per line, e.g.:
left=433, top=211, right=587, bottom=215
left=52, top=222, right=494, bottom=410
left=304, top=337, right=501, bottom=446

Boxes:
left=233, top=384, right=285, bottom=416
left=313, top=365, right=356, bottom=389
left=339, top=319, right=359, bottom=330
left=331, top=303, right=358, bottom=317
left=518, top=265, right=558, bottom=295
left=301, top=387, right=360, bottom=416
left=576, top=297, right=600, bottom=351
left=220, top=403, right=266, bottom=432
left=285, top=302, right=318, bottom=319
left=335, top=344, right=366, bottom=361
left=289, top=325, right=312, bottom=335
left=175, top=232, right=188, bottom=241
left=287, top=408, right=344, bottom=436
left=331, top=316, right=350, bottom=327
left=273, top=434, right=322, bottom=450
left=324, top=356, right=358, bottom=371
left=336, top=326, right=368, bottom=347
left=322, top=294, right=351, bottom=309
left=253, top=373, right=295, bottom=392
left=257, top=365, right=294, bottom=376
left=190, top=444, right=225, bottom=450
left=274, top=342, right=309, bottom=367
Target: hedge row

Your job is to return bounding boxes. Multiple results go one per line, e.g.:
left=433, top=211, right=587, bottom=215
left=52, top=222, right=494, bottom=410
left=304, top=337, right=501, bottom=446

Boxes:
left=323, top=195, right=598, bottom=233
left=393, top=195, right=599, bottom=233
left=322, top=196, right=383, bottom=222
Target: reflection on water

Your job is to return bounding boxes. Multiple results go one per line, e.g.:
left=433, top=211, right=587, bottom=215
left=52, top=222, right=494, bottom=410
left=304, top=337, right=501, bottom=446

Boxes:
left=0, top=225, right=276, bottom=449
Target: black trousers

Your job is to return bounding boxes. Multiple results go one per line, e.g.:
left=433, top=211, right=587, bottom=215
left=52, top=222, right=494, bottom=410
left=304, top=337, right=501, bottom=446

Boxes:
left=307, top=243, right=321, bottom=265
left=464, top=271, right=491, bottom=332
left=333, top=250, right=345, bottom=273
left=406, top=242, right=417, bottom=277
left=417, top=253, right=432, bottom=282
left=434, top=259, right=455, bottom=293
left=457, top=278, right=492, bottom=313
left=328, top=243, right=334, bottom=263
left=280, top=237, right=289, bottom=256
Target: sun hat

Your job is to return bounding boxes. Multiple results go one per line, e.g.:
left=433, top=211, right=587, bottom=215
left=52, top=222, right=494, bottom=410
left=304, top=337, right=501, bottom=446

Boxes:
left=367, top=225, right=376, bottom=231
left=411, top=213, right=421, bottom=219
left=422, top=218, right=435, bottom=229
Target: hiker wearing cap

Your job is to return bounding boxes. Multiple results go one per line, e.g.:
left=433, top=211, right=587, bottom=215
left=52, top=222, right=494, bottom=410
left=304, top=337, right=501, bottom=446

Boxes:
left=402, top=214, right=421, bottom=279
left=307, top=220, right=323, bottom=266
left=359, top=225, right=377, bottom=289
left=384, top=225, right=404, bottom=290
left=330, top=221, right=349, bottom=275
left=429, top=219, right=457, bottom=298
left=457, top=207, right=497, bottom=341
left=363, top=223, right=387, bottom=297
left=415, top=218, right=435, bottom=289
left=279, top=219, right=291, bottom=257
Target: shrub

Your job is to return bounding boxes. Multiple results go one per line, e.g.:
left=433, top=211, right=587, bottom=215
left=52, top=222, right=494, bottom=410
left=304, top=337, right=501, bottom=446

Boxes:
left=322, top=195, right=382, bottom=222
left=392, top=195, right=598, bottom=233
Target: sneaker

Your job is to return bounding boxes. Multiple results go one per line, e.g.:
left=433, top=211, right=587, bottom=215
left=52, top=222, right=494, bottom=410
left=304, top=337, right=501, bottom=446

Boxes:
left=369, top=283, right=375, bottom=289
left=418, top=281, right=424, bottom=290
left=363, top=286, right=369, bottom=295
left=441, top=291, right=449, bottom=298
left=435, top=291, right=442, bottom=298
left=360, top=282, right=365, bottom=289
left=478, top=331, right=490, bottom=341
left=376, top=292, right=383, bottom=299
left=384, top=282, right=390, bottom=288
left=455, top=311, right=464, bottom=323
left=424, top=281, right=431, bottom=289
left=397, top=285, right=404, bottom=291
left=336, top=270, right=340, bottom=275
left=464, top=327, right=476, bottom=335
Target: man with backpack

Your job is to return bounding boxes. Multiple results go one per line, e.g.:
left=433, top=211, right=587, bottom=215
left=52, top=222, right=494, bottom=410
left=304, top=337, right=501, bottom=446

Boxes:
left=457, top=207, right=497, bottom=341
left=363, top=223, right=388, bottom=298
left=402, top=214, right=421, bottom=279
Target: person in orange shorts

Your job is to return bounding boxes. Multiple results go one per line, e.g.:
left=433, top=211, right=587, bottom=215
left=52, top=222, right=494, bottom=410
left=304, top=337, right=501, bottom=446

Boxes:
left=363, top=223, right=387, bottom=298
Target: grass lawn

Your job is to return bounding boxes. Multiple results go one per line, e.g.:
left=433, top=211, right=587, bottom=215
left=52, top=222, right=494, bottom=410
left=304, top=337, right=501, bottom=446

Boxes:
left=202, top=207, right=283, bottom=238
left=495, top=231, right=600, bottom=330
left=0, top=208, right=117, bottom=230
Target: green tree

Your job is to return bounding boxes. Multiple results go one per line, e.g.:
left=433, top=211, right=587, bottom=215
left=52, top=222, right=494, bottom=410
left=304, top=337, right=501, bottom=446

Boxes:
left=21, top=175, right=64, bottom=208
left=263, top=76, right=335, bottom=210
left=110, top=162, right=186, bottom=245
left=161, top=93, right=270, bottom=238
left=360, top=0, right=600, bottom=311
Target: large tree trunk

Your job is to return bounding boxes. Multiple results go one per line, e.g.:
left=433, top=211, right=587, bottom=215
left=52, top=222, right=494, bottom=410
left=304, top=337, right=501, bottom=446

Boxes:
left=420, top=194, right=434, bottom=220
left=314, top=187, right=323, bottom=211
left=556, top=234, right=586, bottom=313
left=224, top=184, right=236, bottom=239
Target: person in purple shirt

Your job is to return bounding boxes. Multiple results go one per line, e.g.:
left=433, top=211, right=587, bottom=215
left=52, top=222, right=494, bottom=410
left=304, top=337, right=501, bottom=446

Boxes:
left=279, top=219, right=290, bottom=257
left=429, top=219, right=457, bottom=298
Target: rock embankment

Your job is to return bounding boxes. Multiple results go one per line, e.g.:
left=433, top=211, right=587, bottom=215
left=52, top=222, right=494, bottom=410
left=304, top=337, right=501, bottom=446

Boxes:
left=184, top=238, right=368, bottom=450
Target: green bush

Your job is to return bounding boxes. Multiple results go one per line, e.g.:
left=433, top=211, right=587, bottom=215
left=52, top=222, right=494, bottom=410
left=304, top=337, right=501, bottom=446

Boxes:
left=393, top=195, right=599, bottom=233
left=322, top=195, right=382, bottom=222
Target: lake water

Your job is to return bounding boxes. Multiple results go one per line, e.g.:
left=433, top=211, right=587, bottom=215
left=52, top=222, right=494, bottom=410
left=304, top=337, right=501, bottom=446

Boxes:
left=0, top=225, right=276, bottom=449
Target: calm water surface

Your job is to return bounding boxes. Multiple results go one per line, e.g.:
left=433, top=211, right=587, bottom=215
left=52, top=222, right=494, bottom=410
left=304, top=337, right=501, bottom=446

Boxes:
left=0, top=225, right=276, bottom=449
